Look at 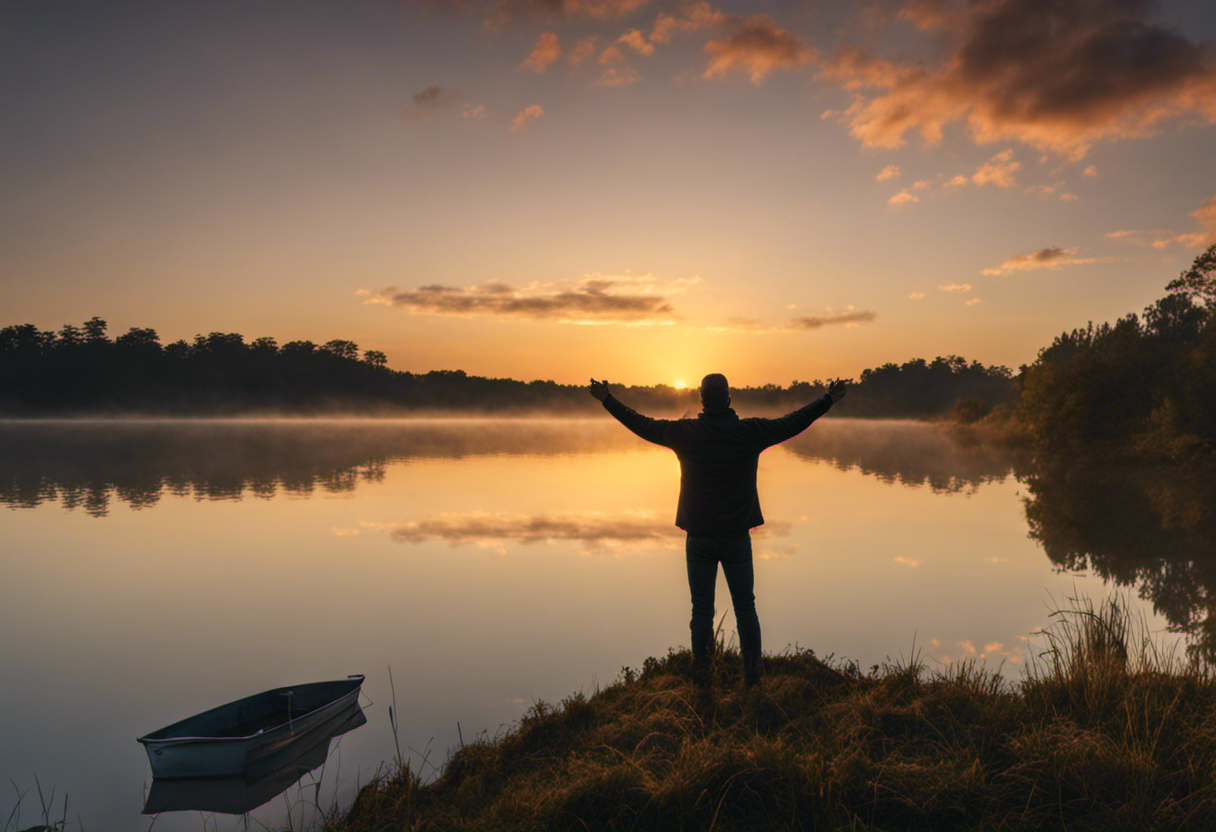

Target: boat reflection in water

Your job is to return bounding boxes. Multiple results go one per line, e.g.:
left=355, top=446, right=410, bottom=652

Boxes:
left=139, top=675, right=367, bottom=815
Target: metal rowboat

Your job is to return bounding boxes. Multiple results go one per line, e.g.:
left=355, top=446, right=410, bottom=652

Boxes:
left=137, top=675, right=364, bottom=780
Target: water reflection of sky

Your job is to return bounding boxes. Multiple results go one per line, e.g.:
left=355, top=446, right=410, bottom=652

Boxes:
left=0, top=419, right=1194, bottom=831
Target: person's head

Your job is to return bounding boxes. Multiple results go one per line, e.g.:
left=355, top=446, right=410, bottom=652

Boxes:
left=700, top=373, right=730, bottom=411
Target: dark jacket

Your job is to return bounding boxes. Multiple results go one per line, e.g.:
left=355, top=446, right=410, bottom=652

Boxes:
left=601, top=393, right=833, bottom=536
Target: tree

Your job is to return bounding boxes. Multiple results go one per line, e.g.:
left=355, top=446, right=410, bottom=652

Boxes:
left=321, top=339, right=360, bottom=361
left=82, top=316, right=108, bottom=342
left=364, top=350, right=387, bottom=367
left=1166, top=244, right=1216, bottom=308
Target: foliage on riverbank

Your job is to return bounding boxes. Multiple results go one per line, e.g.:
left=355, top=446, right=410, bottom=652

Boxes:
left=0, top=317, right=1013, bottom=418
left=1012, top=244, right=1216, bottom=462
left=324, top=597, right=1216, bottom=831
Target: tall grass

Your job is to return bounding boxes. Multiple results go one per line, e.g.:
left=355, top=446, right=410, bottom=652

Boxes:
left=321, top=595, right=1216, bottom=831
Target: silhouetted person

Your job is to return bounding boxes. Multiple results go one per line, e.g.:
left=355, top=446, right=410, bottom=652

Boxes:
left=589, top=373, right=846, bottom=686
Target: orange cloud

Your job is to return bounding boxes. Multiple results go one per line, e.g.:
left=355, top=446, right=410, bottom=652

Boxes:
left=369, top=274, right=681, bottom=323
left=522, top=32, right=561, bottom=72
left=876, top=164, right=901, bottom=182
left=651, top=1, right=726, bottom=44
left=599, top=43, right=625, bottom=64
left=1193, top=195, right=1216, bottom=244
left=888, top=190, right=918, bottom=206
left=511, top=103, right=545, bottom=130
left=1106, top=195, right=1215, bottom=250
left=597, top=66, right=641, bottom=87
left=972, top=149, right=1019, bottom=187
left=704, top=14, right=814, bottom=85
left=981, top=246, right=1105, bottom=276
left=569, top=35, right=598, bottom=66
left=821, top=0, right=1216, bottom=156
left=938, top=283, right=971, bottom=293
left=617, top=29, right=654, bottom=56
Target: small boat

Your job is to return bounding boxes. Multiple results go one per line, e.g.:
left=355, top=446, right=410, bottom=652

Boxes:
left=142, top=700, right=367, bottom=814
left=138, top=674, right=365, bottom=780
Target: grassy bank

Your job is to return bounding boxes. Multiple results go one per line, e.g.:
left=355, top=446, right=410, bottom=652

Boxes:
left=325, top=599, right=1216, bottom=831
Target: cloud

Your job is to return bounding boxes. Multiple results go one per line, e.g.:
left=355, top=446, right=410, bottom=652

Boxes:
left=406, top=85, right=459, bottom=120
left=367, top=511, right=791, bottom=554
left=965, top=298, right=983, bottom=306
left=876, top=164, right=901, bottom=181
left=597, top=66, right=642, bottom=87
left=709, top=310, right=878, bottom=333
left=972, top=149, right=1020, bottom=187
left=1106, top=195, right=1216, bottom=249
left=888, top=190, right=918, bottom=206
left=981, top=246, right=1105, bottom=275
left=788, top=311, right=877, bottom=329
left=522, top=32, right=561, bottom=72
left=470, top=0, right=653, bottom=27
left=569, top=36, right=598, bottom=65
left=944, top=174, right=969, bottom=187
left=599, top=43, right=625, bottom=64
left=894, top=556, right=921, bottom=567
left=820, top=0, right=1216, bottom=156
left=1083, top=165, right=1098, bottom=177
left=909, top=291, right=925, bottom=299
left=511, top=103, right=545, bottom=130
left=898, top=0, right=952, bottom=30
left=651, top=1, right=726, bottom=44
left=617, top=29, right=654, bottom=56
left=367, top=273, right=683, bottom=323
left=938, top=283, right=971, bottom=293
left=1193, top=195, right=1216, bottom=244
left=704, top=14, right=815, bottom=85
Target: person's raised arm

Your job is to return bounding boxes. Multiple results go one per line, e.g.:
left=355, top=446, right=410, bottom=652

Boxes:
left=589, top=377, right=679, bottom=448
left=828, top=378, right=847, bottom=403
left=756, top=378, right=846, bottom=448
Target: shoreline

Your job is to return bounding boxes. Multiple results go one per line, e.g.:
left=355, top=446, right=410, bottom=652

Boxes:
left=319, top=597, right=1216, bottom=832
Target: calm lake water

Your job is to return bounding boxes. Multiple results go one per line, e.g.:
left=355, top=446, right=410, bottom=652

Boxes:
left=2, top=417, right=1211, bottom=831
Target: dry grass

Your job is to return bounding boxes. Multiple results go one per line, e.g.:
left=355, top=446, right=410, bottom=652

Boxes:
left=321, top=597, right=1216, bottom=831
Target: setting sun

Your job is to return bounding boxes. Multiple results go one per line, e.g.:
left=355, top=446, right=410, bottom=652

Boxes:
left=674, top=380, right=688, bottom=390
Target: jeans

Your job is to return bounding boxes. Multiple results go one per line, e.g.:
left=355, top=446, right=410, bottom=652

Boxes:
left=686, top=532, right=760, bottom=676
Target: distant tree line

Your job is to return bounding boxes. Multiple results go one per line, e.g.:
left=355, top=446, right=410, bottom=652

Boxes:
left=0, top=317, right=1017, bottom=418
left=1015, top=244, right=1216, bottom=460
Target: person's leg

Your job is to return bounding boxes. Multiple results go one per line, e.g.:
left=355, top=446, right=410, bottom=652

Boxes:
left=685, top=535, right=719, bottom=663
left=719, top=533, right=761, bottom=684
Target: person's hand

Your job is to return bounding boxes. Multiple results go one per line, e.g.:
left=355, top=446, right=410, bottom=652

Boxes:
left=588, top=378, right=610, bottom=402
left=827, top=378, right=847, bottom=402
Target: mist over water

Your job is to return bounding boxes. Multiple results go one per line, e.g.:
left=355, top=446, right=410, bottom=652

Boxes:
left=1, top=417, right=1207, bottom=831
left=0, top=417, right=1018, bottom=514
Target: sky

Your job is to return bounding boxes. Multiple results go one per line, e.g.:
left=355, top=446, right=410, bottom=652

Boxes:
left=3, top=0, right=1215, bottom=387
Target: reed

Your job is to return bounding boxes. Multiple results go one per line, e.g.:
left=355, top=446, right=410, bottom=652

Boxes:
left=319, top=595, right=1216, bottom=831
